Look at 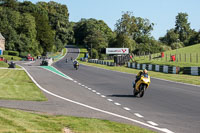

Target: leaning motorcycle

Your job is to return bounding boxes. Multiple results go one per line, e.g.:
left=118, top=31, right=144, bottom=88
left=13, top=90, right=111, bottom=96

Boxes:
left=74, top=63, right=79, bottom=70
left=133, top=75, right=151, bottom=97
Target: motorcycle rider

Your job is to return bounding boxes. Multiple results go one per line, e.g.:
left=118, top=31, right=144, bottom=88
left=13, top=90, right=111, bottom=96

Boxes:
left=133, top=69, right=148, bottom=88
left=73, top=60, right=79, bottom=68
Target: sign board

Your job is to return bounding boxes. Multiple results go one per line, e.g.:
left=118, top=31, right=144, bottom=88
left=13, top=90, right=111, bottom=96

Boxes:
left=106, top=48, right=129, bottom=54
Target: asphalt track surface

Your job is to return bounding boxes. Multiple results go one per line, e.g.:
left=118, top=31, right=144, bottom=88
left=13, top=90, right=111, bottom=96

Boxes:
left=0, top=45, right=199, bottom=133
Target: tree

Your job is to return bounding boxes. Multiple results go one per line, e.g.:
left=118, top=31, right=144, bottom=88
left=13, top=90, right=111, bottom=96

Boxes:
left=37, top=1, right=71, bottom=51
left=115, top=12, right=154, bottom=44
left=159, top=29, right=179, bottom=45
left=35, top=14, right=55, bottom=55
left=174, top=12, right=192, bottom=45
left=74, top=18, right=113, bottom=58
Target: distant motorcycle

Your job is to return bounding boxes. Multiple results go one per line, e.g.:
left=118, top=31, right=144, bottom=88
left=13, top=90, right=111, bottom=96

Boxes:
left=74, top=63, right=79, bottom=70
left=133, top=74, right=151, bottom=97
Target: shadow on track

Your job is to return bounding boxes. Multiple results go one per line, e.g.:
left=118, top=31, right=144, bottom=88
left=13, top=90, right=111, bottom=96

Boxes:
left=108, top=94, right=135, bottom=98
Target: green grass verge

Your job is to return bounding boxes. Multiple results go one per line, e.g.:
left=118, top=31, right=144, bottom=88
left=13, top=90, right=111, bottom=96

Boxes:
left=77, top=46, right=88, bottom=60
left=0, top=108, right=155, bottom=133
left=0, top=61, right=8, bottom=67
left=0, top=69, right=46, bottom=101
left=80, top=61, right=200, bottom=85
left=134, top=44, right=200, bottom=67
left=53, top=48, right=67, bottom=62
left=1, top=55, right=22, bottom=61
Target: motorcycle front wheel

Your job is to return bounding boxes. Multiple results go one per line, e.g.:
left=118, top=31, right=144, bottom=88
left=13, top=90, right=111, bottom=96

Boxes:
left=139, top=85, right=146, bottom=97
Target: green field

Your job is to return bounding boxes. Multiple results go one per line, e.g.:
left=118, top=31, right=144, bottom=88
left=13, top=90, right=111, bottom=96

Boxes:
left=1, top=55, right=22, bottom=61
left=0, top=108, right=155, bottom=133
left=134, top=44, right=200, bottom=67
left=0, top=69, right=46, bottom=101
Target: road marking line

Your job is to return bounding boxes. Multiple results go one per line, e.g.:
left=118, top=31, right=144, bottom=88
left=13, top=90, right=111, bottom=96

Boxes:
left=21, top=64, right=174, bottom=133
left=92, top=90, right=96, bottom=92
left=73, top=80, right=77, bottom=83
left=107, top=99, right=113, bottom=102
left=96, top=92, right=101, bottom=95
left=101, top=95, right=106, bottom=98
left=134, top=113, right=144, bottom=118
left=88, top=88, right=92, bottom=90
left=78, top=83, right=82, bottom=85
left=147, top=121, right=158, bottom=126
left=114, top=103, right=121, bottom=106
left=85, top=86, right=88, bottom=88
left=161, top=128, right=174, bottom=133
left=81, top=85, right=85, bottom=87
left=123, top=107, right=131, bottom=111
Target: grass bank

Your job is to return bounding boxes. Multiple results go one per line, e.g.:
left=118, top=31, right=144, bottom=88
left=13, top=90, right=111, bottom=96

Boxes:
left=0, top=69, right=46, bottom=101
left=134, top=44, right=200, bottom=67
left=0, top=108, right=155, bottom=133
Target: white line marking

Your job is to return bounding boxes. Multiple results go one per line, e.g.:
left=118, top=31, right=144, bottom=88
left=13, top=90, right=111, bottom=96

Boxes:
left=123, top=107, right=131, bottom=111
left=101, top=95, right=106, bottom=98
left=85, top=86, right=88, bottom=88
left=81, top=85, right=85, bottom=87
left=73, top=80, right=77, bottom=83
left=20, top=65, right=174, bottom=133
left=96, top=92, right=101, bottom=95
left=107, top=99, right=113, bottom=102
left=161, top=128, right=174, bottom=133
left=147, top=121, right=158, bottom=126
left=88, top=88, right=92, bottom=90
left=134, top=113, right=144, bottom=118
left=78, top=83, right=81, bottom=85
left=114, top=103, right=121, bottom=106
left=92, top=90, right=96, bottom=92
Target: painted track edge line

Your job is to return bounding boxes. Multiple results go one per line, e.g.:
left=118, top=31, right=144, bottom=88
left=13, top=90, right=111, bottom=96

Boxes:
left=20, top=65, right=174, bottom=133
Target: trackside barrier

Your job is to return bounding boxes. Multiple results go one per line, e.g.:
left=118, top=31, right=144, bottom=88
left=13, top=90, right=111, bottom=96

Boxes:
left=183, top=67, right=200, bottom=76
left=127, top=62, right=178, bottom=74
left=88, top=59, right=115, bottom=66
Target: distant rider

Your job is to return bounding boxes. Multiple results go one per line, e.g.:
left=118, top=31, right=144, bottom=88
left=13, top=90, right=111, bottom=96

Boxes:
left=73, top=60, right=79, bottom=68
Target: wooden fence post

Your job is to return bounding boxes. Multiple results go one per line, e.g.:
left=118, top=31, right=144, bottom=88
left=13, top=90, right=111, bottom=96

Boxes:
left=190, top=53, right=192, bottom=63
left=185, top=53, right=186, bottom=62
left=197, top=53, right=198, bottom=63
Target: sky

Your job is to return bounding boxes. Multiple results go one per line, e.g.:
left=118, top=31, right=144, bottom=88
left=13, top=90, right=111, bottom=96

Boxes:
left=22, top=0, right=200, bottom=40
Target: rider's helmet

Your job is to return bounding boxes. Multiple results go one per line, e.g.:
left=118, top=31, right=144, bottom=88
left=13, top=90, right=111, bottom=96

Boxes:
left=143, top=69, right=148, bottom=74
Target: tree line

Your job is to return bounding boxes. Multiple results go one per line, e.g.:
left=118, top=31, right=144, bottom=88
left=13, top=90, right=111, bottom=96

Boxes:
left=0, top=0, right=200, bottom=58
left=0, top=0, right=73, bottom=56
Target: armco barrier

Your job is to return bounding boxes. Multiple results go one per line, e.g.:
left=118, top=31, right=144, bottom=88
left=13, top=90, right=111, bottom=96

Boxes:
left=183, top=67, right=200, bottom=76
left=127, top=62, right=178, bottom=74
left=88, top=59, right=115, bottom=66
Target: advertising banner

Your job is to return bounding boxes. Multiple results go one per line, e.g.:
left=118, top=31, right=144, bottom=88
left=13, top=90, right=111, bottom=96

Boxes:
left=106, top=48, right=129, bottom=54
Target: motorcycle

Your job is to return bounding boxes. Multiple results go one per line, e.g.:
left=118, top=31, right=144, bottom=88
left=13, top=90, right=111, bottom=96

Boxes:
left=133, top=74, right=150, bottom=97
left=74, top=63, right=79, bottom=70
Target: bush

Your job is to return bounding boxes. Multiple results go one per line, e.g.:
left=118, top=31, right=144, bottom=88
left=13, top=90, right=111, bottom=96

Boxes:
left=20, top=52, right=29, bottom=58
left=171, top=42, right=184, bottom=50
left=6, top=51, right=19, bottom=56
left=3, top=51, right=8, bottom=55
left=91, top=49, right=99, bottom=59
